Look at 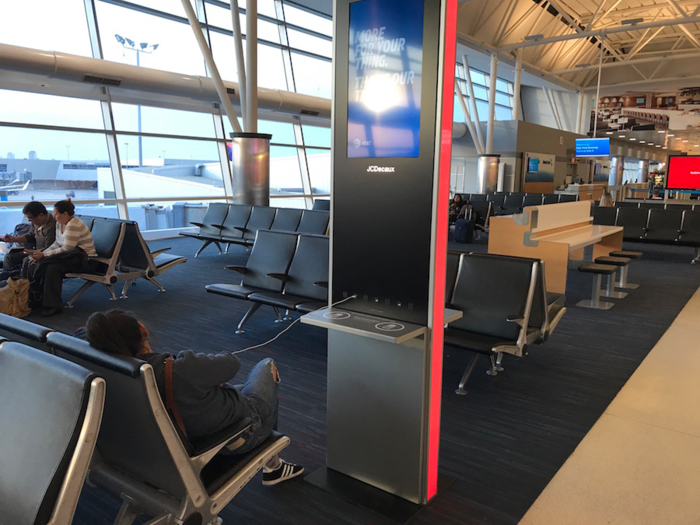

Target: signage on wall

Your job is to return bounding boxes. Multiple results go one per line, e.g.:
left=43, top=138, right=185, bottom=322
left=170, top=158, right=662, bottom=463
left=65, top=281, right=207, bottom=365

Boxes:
left=347, top=0, right=424, bottom=158
left=524, top=152, right=555, bottom=184
left=576, top=138, right=610, bottom=157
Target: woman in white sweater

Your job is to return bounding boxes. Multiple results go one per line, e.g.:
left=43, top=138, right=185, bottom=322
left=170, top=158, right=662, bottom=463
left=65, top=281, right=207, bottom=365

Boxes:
left=25, top=199, right=97, bottom=317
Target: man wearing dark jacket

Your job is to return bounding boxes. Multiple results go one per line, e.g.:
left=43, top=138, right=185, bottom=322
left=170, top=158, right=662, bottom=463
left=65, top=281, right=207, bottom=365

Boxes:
left=2, top=201, right=57, bottom=272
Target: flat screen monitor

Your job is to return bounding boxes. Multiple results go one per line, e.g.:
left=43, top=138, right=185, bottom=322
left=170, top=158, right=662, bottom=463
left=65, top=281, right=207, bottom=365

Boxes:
left=576, top=138, right=610, bottom=157
left=528, top=157, right=539, bottom=173
left=666, top=155, right=700, bottom=190
left=347, top=0, right=424, bottom=158
left=636, top=97, right=645, bottom=104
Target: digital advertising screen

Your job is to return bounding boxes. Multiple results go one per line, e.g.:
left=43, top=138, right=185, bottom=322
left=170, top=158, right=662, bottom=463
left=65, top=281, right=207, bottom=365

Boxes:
left=576, top=138, right=610, bottom=157
left=528, top=157, right=539, bottom=173
left=347, top=0, right=424, bottom=158
left=667, top=156, right=700, bottom=190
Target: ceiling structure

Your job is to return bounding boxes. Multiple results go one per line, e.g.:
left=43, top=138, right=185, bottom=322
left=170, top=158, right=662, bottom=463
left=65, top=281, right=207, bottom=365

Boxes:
left=456, top=0, right=700, bottom=94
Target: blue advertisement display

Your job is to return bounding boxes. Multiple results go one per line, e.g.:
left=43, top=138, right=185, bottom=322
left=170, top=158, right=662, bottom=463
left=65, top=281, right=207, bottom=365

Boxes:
left=528, top=157, right=539, bottom=173
left=576, top=138, right=610, bottom=157
left=347, top=0, right=424, bottom=158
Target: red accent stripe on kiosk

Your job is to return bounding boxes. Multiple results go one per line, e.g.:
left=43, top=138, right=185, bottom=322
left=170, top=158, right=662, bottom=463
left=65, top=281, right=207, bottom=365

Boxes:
left=427, top=0, right=458, bottom=500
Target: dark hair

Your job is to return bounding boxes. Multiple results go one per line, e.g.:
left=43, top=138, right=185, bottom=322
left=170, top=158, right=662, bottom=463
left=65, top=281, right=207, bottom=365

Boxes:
left=22, top=201, right=48, bottom=217
left=85, top=310, right=145, bottom=357
left=454, top=194, right=462, bottom=202
left=53, top=199, right=75, bottom=216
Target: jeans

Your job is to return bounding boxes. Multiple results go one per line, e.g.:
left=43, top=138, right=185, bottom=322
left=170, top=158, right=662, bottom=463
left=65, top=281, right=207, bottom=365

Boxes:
left=223, top=358, right=279, bottom=455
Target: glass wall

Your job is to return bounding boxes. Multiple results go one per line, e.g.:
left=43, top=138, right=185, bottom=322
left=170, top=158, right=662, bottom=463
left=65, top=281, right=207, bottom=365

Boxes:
left=0, top=0, right=515, bottom=234
left=453, top=62, right=515, bottom=123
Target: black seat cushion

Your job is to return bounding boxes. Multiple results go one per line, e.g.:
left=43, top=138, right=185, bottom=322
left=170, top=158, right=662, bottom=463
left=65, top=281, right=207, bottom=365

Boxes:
left=248, top=292, right=307, bottom=309
left=153, top=253, right=187, bottom=269
left=296, top=300, right=327, bottom=313
left=200, top=431, right=287, bottom=495
left=579, top=263, right=617, bottom=274
left=444, top=328, right=514, bottom=355
left=594, top=256, right=630, bottom=266
left=205, top=284, right=264, bottom=299
left=609, top=250, right=642, bottom=259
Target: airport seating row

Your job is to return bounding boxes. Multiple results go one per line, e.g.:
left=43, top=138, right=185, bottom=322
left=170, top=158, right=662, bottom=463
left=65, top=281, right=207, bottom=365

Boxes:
left=592, top=207, right=700, bottom=262
left=443, top=251, right=566, bottom=394
left=68, top=215, right=187, bottom=307
left=205, top=230, right=329, bottom=333
left=0, top=315, right=289, bottom=525
left=614, top=200, right=698, bottom=211
left=180, top=203, right=330, bottom=258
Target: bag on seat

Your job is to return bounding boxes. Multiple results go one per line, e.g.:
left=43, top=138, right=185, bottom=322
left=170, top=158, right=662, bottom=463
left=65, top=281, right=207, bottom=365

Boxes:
left=0, top=277, right=31, bottom=318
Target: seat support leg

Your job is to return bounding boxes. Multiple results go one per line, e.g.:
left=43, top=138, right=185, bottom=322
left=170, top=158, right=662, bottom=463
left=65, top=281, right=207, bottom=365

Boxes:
left=576, top=274, right=614, bottom=310
left=693, top=247, right=699, bottom=265
left=273, top=307, right=283, bottom=323
left=121, top=279, right=134, bottom=299
left=103, top=284, right=117, bottom=301
left=65, top=281, right=96, bottom=308
left=194, top=240, right=213, bottom=258
left=284, top=309, right=292, bottom=321
left=147, top=278, right=165, bottom=293
left=455, top=353, right=480, bottom=395
left=604, top=273, right=628, bottom=299
left=236, top=303, right=262, bottom=334
left=225, top=243, right=231, bottom=254
left=114, top=500, right=139, bottom=525
left=616, top=264, right=639, bottom=289
left=495, top=352, right=505, bottom=372
left=486, top=354, right=498, bottom=376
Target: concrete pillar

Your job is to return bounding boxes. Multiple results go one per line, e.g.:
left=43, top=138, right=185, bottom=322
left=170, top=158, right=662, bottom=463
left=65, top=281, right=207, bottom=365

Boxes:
left=477, top=154, right=500, bottom=193
left=230, top=132, right=271, bottom=205
left=639, top=159, right=650, bottom=183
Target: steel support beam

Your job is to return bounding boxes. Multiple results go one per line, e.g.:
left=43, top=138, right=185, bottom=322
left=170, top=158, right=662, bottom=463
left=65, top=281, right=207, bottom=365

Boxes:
left=553, top=48, right=700, bottom=74
left=462, top=54, right=486, bottom=150
left=245, top=0, right=258, bottom=132
left=230, top=0, right=247, bottom=126
left=455, top=86, right=484, bottom=155
left=180, top=0, right=243, bottom=133
left=512, top=49, right=522, bottom=121
left=500, top=15, right=700, bottom=51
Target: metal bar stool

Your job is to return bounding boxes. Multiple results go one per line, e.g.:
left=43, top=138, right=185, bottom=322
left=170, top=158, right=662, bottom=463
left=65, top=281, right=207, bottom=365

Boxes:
left=577, top=263, right=618, bottom=310
left=594, top=256, right=631, bottom=299
left=609, top=250, right=642, bottom=289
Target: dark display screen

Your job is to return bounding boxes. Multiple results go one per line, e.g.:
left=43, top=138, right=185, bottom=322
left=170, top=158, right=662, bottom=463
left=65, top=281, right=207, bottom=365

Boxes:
left=347, top=0, right=424, bottom=158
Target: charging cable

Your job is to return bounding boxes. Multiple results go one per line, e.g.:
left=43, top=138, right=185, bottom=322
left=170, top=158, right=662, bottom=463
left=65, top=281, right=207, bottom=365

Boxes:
left=232, top=294, right=357, bottom=355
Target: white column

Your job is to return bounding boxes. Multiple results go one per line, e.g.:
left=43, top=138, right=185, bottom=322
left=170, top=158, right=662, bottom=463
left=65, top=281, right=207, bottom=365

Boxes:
left=245, top=0, right=258, bottom=132
left=230, top=0, right=247, bottom=126
left=486, top=53, right=498, bottom=154
left=462, top=54, right=485, bottom=150
left=512, top=49, right=522, bottom=120
left=455, top=86, right=484, bottom=155
left=575, top=91, right=584, bottom=134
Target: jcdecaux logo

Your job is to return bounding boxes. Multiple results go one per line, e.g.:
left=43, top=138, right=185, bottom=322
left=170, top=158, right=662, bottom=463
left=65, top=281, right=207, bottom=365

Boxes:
left=366, top=165, right=395, bottom=173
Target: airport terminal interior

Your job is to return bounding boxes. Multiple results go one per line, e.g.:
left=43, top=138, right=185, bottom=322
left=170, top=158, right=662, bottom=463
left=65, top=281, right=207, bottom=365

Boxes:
left=1, top=0, right=700, bottom=524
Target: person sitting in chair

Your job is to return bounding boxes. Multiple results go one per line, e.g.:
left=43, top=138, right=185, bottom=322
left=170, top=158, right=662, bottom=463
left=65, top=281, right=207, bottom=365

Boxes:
left=2, top=201, right=56, bottom=276
left=84, top=309, right=304, bottom=486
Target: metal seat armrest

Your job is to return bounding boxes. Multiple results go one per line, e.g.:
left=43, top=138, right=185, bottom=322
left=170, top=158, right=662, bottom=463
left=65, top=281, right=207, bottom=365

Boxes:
left=224, top=265, right=248, bottom=273
left=150, top=247, right=171, bottom=257
left=505, top=315, right=525, bottom=328
left=190, top=222, right=205, bottom=227
left=233, top=226, right=247, bottom=232
left=190, top=418, right=253, bottom=461
left=266, top=273, right=288, bottom=282
left=313, top=281, right=329, bottom=288
left=211, top=224, right=225, bottom=230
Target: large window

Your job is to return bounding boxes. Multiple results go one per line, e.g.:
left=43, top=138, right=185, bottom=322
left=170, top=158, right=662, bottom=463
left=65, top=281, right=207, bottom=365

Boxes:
left=454, top=63, right=515, bottom=122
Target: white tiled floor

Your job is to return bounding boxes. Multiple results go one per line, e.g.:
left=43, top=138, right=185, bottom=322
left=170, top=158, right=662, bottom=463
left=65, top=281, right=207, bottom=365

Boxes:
left=520, top=286, right=700, bottom=525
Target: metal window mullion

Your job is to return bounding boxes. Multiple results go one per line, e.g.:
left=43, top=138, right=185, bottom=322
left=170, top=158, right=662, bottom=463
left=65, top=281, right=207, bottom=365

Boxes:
left=277, top=0, right=297, bottom=93
left=293, top=119, right=313, bottom=208
left=213, top=105, right=234, bottom=199
left=100, top=100, right=129, bottom=220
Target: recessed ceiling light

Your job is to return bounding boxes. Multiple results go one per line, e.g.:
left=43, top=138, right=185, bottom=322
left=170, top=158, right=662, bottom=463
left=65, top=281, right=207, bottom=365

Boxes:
left=668, top=134, right=674, bottom=137
left=656, top=145, right=661, bottom=147
left=619, top=135, right=626, bottom=138
left=695, top=145, right=699, bottom=147
left=683, top=140, right=689, bottom=143
left=630, top=138, right=636, bottom=141
left=606, top=131, right=613, bottom=135
left=640, top=141, right=646, bottom=143
left=663, top=147, right=667, bottom=149
left=658, top=130, right=666, bottom=133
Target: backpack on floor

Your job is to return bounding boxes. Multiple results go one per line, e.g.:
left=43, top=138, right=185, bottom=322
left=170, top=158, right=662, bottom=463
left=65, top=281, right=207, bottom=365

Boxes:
left=0, top=277, right=31, bottom=318
left=453, top=218, right=474, bottom=244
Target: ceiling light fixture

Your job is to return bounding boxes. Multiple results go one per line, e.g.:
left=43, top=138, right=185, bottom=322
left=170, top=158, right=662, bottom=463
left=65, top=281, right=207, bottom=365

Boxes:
left=640, top=141, right=646, bottom=143
left=683, top=139, right=689, bottom=143
left=621, top=18, right=644, bottom=25
left=619, top=135, right=626, bottom=138
left=657, top=130, right=666, bottom=134
left=575, top=63, right=591, bottom=68
left=630, top=138, right=636, bottom=141
left=606, top=131, right=613, bottom=134
left=668, top=134, right=674, bottom=137
left=525, top=34, right=544, bottom=41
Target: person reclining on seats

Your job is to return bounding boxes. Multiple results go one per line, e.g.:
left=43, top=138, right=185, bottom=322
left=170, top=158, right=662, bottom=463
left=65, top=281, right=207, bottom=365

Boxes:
left=2, top=201, right=56, bottom=277
left=84, top=309, right=303, bottom=486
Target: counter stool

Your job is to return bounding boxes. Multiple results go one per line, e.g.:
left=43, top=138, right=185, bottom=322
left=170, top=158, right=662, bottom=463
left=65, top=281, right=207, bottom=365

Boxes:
left=577, top=263, right=618, bottom=310
left=594, top=256, right=631, bottom=299
left=609, top=250, right=642, bottom=289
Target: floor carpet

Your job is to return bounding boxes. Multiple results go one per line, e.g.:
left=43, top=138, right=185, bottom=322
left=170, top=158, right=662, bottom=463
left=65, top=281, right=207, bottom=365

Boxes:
left=25, top=235, right=699, bottom=525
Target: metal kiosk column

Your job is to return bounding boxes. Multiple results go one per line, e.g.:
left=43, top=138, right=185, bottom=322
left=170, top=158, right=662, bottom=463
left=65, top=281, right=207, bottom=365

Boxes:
left=301, top=0, right=458, bottom=521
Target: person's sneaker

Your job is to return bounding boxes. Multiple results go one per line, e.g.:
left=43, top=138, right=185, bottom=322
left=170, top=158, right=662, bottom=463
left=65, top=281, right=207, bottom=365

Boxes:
left=41, top=306, right=63, bottom=318
left=262, top=460, right=304, bottom=486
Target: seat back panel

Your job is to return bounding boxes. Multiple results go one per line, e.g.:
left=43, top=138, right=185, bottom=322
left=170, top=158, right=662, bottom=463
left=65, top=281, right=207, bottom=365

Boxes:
left=91, top=220, right=124, bottom=259
left=243, top=207, right=277, bottom=240
left=270, top=208, right=303, bottom=233
left=220, top=204, right=252, bottom=239
left=197, top=203, right=229, bottom=237
left=242, top=230, right=299, bottom=291
left=297, top=210, right=330, bottom=235
left=284, top=235, right=329, bottom=301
